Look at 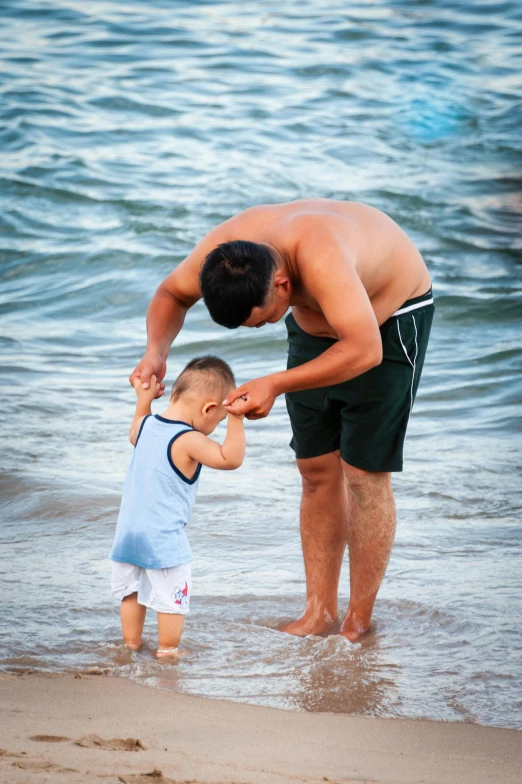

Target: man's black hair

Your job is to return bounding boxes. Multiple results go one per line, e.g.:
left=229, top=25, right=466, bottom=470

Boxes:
left=199, top=240, right=277, bottom=329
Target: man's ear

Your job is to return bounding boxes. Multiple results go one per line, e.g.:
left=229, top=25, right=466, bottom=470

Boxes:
left=274, top=271, right=291, bottom=295
left=202, top=401, right=218, bottom=416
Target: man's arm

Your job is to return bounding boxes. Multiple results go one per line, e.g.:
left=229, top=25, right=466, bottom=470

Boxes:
left=225, top=221, right=383, bottom=418
left=273, top=225, right=383, bottom=390
left=130, top=221, right=234, bottom=395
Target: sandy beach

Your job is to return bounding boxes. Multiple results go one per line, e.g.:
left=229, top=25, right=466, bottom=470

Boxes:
left=0, top=673, right=520, bottom=784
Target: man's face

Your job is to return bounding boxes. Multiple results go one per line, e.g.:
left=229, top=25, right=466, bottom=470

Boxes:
left=241, top=277, right=291, bottom=329
left=243, top=300, right=284, bottom=329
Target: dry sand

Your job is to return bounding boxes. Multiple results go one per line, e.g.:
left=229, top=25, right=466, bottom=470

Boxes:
left=1, top=672, right=520, bottom=784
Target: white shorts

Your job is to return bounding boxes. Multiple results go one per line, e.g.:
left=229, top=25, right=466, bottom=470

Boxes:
left=111, top=561, right=191, bottom=615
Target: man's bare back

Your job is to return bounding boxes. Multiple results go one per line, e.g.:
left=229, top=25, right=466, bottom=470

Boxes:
left=218, top=199, right=431, bottom=337
left=159, top=199, right=430, bottom=343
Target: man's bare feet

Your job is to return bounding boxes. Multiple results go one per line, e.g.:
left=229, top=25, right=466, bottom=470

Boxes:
left=279, top=609, right=337, bottom=637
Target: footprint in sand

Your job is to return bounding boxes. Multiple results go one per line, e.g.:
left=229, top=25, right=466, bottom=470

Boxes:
left=0, top=749, right=27, bottom=758
left=12, top=759, right=77, bottom=772
left=74, top=734, right=147, bottom=751
left=117, top=771, right=181, bottom=784
left=13, top=761, right=79, bottom=774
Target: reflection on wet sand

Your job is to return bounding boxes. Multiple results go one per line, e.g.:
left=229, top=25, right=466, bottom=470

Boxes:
left=289, top=633, right=399, bottom=715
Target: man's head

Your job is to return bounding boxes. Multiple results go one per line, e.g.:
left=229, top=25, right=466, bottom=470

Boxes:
left=170, top=356, right=235, bottom=435
left=199, top=241, right=292, bottom=329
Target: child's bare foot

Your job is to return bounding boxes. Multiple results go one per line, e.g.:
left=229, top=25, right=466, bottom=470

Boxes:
left=156, top=647, right=179, bottom=658
left=156, top=647, right=191, bottom=659
left=279, top=610, right=337, bottom=637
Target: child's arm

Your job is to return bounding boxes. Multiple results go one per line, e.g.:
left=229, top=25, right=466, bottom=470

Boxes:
left=129, top=374, right=159, bottom=446
left=182, top=414, right=246, bottom=470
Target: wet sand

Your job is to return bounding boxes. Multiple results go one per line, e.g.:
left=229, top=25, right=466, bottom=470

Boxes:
left=1, top=673, right=520, bottom=784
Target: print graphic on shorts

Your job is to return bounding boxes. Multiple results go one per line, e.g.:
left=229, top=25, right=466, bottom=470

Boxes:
left=172, top=581, right=189, bottom=610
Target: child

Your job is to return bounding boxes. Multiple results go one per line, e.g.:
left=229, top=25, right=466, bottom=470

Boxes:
left=110, top=356, right=245, bottom=657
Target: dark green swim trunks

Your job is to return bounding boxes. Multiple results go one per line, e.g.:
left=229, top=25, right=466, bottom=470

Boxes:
left=285, top=289, right=434, bottom=472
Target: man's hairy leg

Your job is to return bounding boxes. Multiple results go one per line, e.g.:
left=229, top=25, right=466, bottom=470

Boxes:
left=281, top=451, right=347, bottom=636
left=340, top=463, right=396, bottom=642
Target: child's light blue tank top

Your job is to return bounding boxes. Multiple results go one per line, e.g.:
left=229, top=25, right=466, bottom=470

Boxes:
left=110, top=414, right=201, bottom=569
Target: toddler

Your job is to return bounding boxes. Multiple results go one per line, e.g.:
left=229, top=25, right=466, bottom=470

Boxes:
left=110, top=355, right=245, bottom=656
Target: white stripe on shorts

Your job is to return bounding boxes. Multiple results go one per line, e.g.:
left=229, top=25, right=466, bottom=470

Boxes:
left=393, top=297, right=433, bottom=317
left=397, top=315, right=418, bottom=418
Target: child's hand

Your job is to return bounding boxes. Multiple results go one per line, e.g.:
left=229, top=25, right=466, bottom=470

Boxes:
left=227, top=409, right=245, bottom=422
left=133, top=374, right=159, bottom=401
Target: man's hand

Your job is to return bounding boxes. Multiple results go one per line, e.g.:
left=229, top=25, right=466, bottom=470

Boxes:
left=223, top=376, right=278, bottom=420
left=130, top=352, right=166, bottom=399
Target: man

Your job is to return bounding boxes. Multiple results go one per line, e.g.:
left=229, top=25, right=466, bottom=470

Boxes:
left=131, top=199, right=434, bottom=642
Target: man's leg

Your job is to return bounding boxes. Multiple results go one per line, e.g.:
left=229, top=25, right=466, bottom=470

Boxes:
left=281, top=451, right=348, bottom=636
left=340, top=462, right=396, bottom=642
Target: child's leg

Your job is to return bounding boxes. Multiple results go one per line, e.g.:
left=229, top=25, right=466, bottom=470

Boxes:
left=144, top=562, right=191, bottom=656
left=112, top=562, right=145, bottom=649
left=120, top=593, right=146, bottom=650
left=157, top=612, right=184, bottom=656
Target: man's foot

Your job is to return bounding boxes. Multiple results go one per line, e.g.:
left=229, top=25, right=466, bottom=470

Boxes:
left=279, top=610, right=337, bottom=637
left=124, top=641, right=142, bottom=651
left=339, top=611, right=371, bottom=643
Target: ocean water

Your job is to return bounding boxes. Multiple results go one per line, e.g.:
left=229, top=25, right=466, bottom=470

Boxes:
left=1, top=0, right=521, bottom=730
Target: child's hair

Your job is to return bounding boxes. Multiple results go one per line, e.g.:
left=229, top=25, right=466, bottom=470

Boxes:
left=170, top=356, right=235, bottom=402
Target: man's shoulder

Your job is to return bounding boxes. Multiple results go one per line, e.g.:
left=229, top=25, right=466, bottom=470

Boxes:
left=230, top=200, right=345, bottom=232
left=228, top=200, right=362, bottom=255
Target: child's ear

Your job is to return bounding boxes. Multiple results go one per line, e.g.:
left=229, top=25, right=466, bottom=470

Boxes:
left=201, top=401, right=218, bottom=417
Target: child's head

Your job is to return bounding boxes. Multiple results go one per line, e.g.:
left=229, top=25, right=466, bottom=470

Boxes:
left=170, top=356, right=235, bottom=435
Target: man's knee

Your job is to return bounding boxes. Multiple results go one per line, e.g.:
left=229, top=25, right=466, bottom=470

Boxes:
left=297, top=451, right=342, bottom=495
left=342, top=462, right=392, bottom=502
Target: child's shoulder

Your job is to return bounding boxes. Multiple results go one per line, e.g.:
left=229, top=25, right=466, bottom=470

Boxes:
left=171, top=428, right=209, bottom=450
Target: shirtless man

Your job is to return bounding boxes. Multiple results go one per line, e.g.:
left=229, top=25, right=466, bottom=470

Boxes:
left=131, top=199, right=434, bottom=642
